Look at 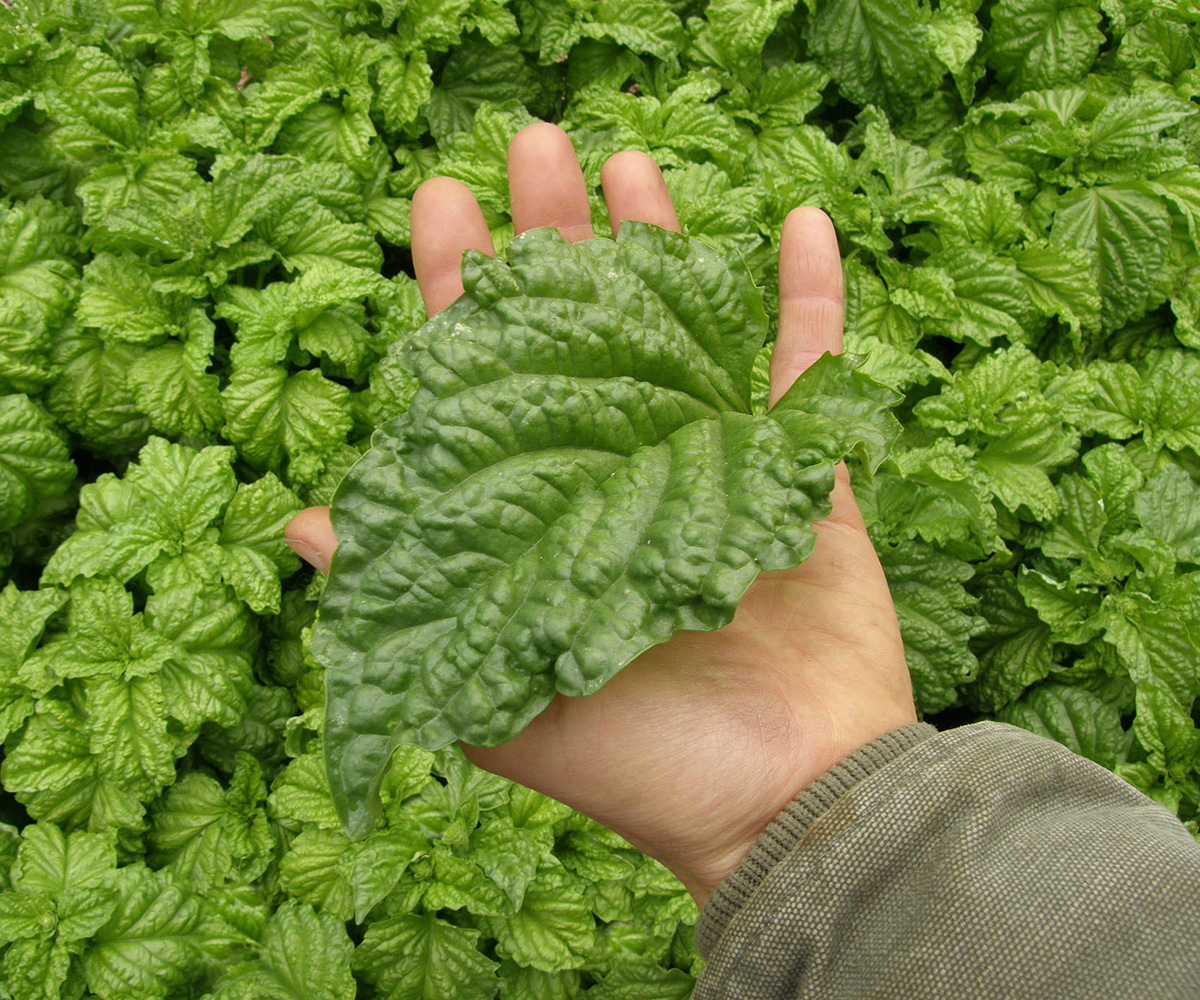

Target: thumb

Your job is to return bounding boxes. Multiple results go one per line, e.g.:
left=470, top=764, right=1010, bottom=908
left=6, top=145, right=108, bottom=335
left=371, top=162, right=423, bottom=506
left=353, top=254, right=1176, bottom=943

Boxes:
left=285, top=506, right=337, bottom=575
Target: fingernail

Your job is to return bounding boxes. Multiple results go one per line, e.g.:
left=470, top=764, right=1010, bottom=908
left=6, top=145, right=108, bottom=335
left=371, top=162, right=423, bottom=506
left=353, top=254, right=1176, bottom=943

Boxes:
left=285, top=537, right=328, bottom=575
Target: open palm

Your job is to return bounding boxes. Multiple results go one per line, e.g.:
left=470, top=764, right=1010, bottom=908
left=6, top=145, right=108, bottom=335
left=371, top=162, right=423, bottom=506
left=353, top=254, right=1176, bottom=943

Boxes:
left=285, top=124, right=916, bottom=903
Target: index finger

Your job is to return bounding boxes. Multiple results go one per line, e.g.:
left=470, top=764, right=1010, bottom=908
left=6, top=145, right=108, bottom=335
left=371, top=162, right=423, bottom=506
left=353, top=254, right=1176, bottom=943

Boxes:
left=412, top=176, right=496, bottom=318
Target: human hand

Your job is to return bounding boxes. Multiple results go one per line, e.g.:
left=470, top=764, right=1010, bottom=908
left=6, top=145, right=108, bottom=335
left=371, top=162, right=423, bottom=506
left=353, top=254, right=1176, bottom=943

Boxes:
left=285, top=123, right=917, bottom=905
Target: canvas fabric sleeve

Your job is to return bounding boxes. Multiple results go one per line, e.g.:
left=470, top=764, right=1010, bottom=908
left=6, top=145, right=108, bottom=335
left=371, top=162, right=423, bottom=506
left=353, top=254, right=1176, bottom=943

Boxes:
left=694, top=720, right=1200, bottom=1000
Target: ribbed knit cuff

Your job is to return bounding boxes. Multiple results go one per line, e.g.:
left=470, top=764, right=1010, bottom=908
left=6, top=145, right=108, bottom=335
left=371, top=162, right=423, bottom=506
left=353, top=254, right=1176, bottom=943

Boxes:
left=696, top=722, right=938, bottom=956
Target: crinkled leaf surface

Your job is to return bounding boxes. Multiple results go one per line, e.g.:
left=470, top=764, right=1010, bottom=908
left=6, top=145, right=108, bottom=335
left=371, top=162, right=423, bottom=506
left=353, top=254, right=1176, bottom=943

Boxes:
left=314, top=223, right=898, bottom=836
left=0, top=394, right=76, bottom=532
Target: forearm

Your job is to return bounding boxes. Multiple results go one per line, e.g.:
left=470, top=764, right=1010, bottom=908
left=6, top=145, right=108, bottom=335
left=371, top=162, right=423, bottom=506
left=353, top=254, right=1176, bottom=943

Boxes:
left=695, top=721, right=1200, bottom=1000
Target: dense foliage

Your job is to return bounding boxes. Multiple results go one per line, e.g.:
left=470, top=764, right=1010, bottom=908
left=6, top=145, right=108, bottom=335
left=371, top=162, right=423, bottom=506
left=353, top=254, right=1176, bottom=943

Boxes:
left=0, top=0, right=1197, bottom=997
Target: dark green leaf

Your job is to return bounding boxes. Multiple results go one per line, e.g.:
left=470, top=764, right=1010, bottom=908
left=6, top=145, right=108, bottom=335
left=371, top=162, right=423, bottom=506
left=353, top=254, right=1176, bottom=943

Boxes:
left=315, top=224, right=897, bottom=835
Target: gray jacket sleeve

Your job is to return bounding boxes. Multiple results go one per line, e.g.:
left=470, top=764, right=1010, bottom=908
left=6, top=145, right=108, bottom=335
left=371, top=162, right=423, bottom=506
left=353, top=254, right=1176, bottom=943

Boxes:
left=694, top=721, right=1200, bottom=1000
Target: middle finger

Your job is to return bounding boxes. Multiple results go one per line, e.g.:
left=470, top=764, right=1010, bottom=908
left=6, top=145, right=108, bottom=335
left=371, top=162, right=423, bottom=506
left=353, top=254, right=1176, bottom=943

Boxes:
left=508, top=122, right=595, bottom=242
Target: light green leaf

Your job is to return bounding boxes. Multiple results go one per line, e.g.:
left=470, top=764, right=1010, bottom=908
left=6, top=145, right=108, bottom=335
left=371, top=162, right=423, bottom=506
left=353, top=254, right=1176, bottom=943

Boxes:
left=735, top=61, right=829, bottom=133
left=40, top=508, right=165, bottom=591
left=1173, top=266, right=1200, bottom=350
left=216, top=475, right=304, bottom=614
left=76, top=253, right=189, bottom=343
left=576, top=0, right=687, bottom=62
left=873, top=443, right=1003, bottom=556
left=1148, top=168, right=1200, bottom=245
left=269, top=750, right=342, bottom=831
left=1, top=698, right=96, bottom=802
left=421, top=845, right=511, bottom=916
left=185, top=882, right=272, bottom=972
left=220, top=365, right=352, bottom=486
left=0, top=394, right=75, bottom=532
left=488, top=884, right=595, bottom=973
left=987, top=0, right=1103, bottom=91
left=144, top=583, right=256, bottom=729
left=927, top=7, right=983, bottom=99
left=1131, top=683, right=1200, bottom=799
left=1080, top=443, right=1143, bottom=530
left=352, top=912, right=499, bottom=1000
left=860, top=117, right=956, bottom=224
left=43, top=438, right=237, bottom=589
left=1007, top=242, right=1101, bottom=334
left=345, top=828, right=423, bottom=922
left=83, top=866, right=200, bottom=998
left=701, top=0, right=800, bottom=79
left=1087, top=93, right=1197, bottom=161
left=44, top=329, right=150, bottom=459
left=11, top=823, right=115, bottom=896
left=0, top=199, right=77, bottom=334
left=976, top=410, right=1079, bottom=522
left=127, top=314, right=223, bottom=438
left=56, top=884, right=121, bottom=943
left=556, top=829, right=639, bottom=885
left=471, top=817, right=550, bottom=913
left=924, top=247, right=1039, bottom=347
left=844, top=257, right=921, bottom=351
left=266, top=201, right=383, bottom=274
left=1131, top=466, right=1200, bottom=566
left=1017, top=567, right=1104, bottom=644
left=497, top=962, right=583, bottom=999
left=1098, top=586, right=1200, bottom=708
left=26, top=579, right=179, bottom=683
left=569, top=88, right=747, bottom=181
left=196, top=683, right=296, bottom=778
left=146, top=755, right=272, bottom=893
left=217, top=261, right=387, bottom=370
left=880, top=540, right=982, bottom=715
left=1, top=699, right=147, bottom=835
left=805, top=0, right=941, bottom=111
left=35, top=46, right=141, bottom=150
left=1142, top=350, right=1200, bottom=456
left=277, top=828, right=355, bottom=921
left=209, top=901, right=355, bottom=1000
left=1051, top=183, right=1172, bottom=332
left=1059, top=360, right=1142, bottom=439
left=914, top=344, right=1049, bottom=437
left=395, top=102, right=530, bottom=227
left=425, top=40, right=535, bottom=143
left=662, top=162, right=764, bottom=256
left=588, top=963, right=695, bottom=1000
left=0, top=584, right=67, bottom=742
left=85, top=674, right=177, bottom=797
left=968, top=575, right=1055, bottom=712
left=0, top=890, right=57, bottom=943
left=377, top=48, right=433, bottom=134
left=996, top=682, right=1127, bottom=768
left=278, top=824, right=420, bottom=923
left=0, top=937, right=71, bottom=1000
left=0, top=304, right=58, bottom=394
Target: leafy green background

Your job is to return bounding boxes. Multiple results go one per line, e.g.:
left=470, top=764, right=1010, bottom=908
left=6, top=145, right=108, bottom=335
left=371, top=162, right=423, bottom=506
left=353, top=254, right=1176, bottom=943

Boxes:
left=0, top=0, right=1197, bottom=997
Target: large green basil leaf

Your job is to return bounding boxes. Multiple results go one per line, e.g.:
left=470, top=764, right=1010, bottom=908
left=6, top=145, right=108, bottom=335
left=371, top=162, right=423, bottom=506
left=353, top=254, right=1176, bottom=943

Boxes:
left=315, top=222, right=898, bottom=837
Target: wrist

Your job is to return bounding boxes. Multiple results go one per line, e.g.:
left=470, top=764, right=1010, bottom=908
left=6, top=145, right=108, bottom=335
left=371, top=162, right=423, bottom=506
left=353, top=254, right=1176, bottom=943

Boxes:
left=692, top=722, right=938, bottom=940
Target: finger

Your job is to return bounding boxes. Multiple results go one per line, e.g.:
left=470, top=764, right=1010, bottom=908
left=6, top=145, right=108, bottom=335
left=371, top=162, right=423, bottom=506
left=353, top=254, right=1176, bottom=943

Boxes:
left=508, top=122, right=594, bottom=242
left=823, top=462, right=870, bottom=531
left=284, top=506, right=337, bottom=576
left=600, top=151, right=680, bottom=235
left=770, top=207, right=844, bottom=408
left=412, top=176, right=495, bottom=317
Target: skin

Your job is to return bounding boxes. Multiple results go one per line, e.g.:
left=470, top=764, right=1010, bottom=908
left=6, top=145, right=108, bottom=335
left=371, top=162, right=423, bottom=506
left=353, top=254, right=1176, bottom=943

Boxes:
left=285, top=123, right=917, bottom=906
